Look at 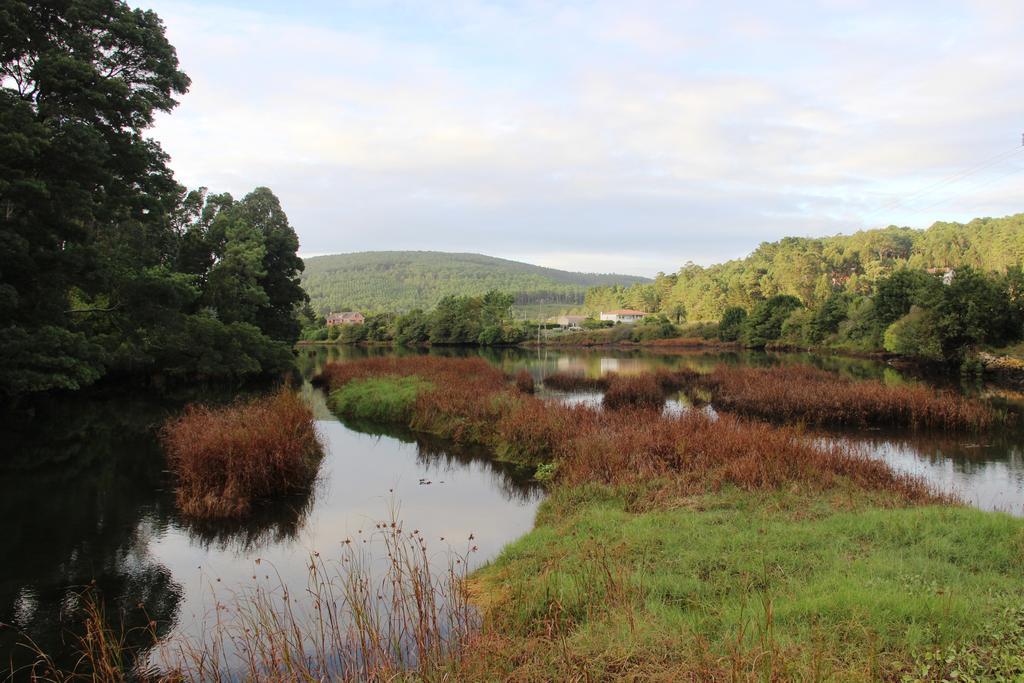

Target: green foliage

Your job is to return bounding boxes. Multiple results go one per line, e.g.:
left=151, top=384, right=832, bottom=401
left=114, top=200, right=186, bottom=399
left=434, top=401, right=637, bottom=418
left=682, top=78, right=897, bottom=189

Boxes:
left=873, top=269, right=942, bottom=327
left=589, top=214, right=1024, bottom=325
left=0, top=2, right=306, bottom=399
left=478, top=485, right=1024, bottom=680
left=329, top=377, right=431, bottom=422
left=779, top=308, right=814, bottom=346
left=301, top=251, right=648, bottom=315
left=743, top=295, right=803, bottom=347
left=884, top=307, right=944, bottom=361
left=717, top=306, right=748, bottom=342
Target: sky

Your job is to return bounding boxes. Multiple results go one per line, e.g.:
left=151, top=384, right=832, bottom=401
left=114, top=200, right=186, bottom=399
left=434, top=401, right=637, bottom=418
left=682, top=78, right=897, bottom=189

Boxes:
left=140, top=0, right=1024, bottom=276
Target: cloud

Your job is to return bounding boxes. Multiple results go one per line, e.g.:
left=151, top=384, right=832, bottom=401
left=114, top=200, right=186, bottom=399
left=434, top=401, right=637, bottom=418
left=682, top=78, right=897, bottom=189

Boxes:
left=143, top=0, right=1024, bottom=276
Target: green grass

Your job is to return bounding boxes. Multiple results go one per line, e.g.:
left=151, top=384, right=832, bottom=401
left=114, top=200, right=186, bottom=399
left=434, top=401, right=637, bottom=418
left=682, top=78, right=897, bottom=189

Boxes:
left=470, top=484, right=1024, bottom=680
left=328, top=376, right=432, bottom=423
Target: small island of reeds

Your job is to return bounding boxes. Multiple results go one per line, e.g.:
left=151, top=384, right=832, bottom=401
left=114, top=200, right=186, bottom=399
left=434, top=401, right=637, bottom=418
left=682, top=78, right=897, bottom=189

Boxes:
left=161, top=388, right=324, bottom=519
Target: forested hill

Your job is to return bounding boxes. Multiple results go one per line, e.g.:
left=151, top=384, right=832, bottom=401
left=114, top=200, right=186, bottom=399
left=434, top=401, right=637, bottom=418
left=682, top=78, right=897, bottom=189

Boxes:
left=301, top=251, right=650, bottom=314
left=585, top=213, right=1024, bottom=320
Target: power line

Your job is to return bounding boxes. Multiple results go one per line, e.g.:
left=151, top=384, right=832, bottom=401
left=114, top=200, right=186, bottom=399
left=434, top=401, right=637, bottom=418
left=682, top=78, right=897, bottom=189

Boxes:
left=910, top=161, right=1024, bottom=215
left=862, top=141, right=1024, bottom=224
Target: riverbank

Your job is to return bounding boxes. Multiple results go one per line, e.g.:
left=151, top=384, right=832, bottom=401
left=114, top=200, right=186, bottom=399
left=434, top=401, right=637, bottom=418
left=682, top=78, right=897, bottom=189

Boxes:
left=311, top=356, right=1024, bottom=681
left=465, top=483, right=1024, bottom=681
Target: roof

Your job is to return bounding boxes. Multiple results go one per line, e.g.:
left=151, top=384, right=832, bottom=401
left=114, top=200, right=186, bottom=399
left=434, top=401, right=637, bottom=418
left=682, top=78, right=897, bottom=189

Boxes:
left=604, top=309, right=647, bottom=315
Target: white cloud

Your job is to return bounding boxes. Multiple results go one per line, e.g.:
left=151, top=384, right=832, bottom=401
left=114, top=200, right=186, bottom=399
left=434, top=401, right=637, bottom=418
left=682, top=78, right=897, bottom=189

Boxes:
left=143, top=0, right=1024, bottom=276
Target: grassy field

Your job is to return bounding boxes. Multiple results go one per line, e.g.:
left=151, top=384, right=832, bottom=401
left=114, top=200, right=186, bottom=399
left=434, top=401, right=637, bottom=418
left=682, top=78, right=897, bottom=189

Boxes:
left=468, top=483, right=1024, bottom=681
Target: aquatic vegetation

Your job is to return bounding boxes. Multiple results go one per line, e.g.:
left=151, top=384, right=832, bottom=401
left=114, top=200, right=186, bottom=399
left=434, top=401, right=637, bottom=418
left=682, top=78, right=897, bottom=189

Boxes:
left=689, top=364, right=996, bottom=430
left=542, top=372, right=608, bottom=392
left=513, top=369, right=535, bottom=394
left=161, top=389, right=324, bottom=519
left=546, top=363, right=995, bottom=431
left=330, top=375, right=432, bottom=422
left=601, top=373, right=664, bottom=411
left=315, top=357, right=941, bottom=503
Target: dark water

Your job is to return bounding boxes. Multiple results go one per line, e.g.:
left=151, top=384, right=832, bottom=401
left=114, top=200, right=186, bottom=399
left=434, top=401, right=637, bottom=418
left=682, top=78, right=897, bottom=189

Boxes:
left=0, top=379, right=541, bottom=675
left=3, top=345, right=1022, bottom=674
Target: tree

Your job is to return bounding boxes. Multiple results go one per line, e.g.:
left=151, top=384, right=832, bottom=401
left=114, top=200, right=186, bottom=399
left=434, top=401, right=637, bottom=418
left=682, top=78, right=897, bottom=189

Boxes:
left=718, top=307, right=747, bottom=342
left=743, top=295, right=802, bottom=347
left=1, top=0, right=189, bottom=396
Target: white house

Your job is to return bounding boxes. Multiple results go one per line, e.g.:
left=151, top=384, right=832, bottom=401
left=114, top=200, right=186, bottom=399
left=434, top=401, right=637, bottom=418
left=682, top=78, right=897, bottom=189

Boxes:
left=599, top=309, right=646, bottom=323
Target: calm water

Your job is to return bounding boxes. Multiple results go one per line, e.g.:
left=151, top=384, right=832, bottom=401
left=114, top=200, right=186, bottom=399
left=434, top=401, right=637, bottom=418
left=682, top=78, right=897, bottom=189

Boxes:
left=3, top=345, right=1023, bottom=674
left=0, top=379, right=540, bottom=674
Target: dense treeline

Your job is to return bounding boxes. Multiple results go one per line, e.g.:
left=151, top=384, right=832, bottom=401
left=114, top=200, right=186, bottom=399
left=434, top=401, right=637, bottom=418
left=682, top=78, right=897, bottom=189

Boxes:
left=301, top=251, right=649, bottom=315
left=583, top=215, right=1024, bottom=363
left=1, top=1, right=306, bottom=401
left=709, top=266, right=1024, bottom=364
left=586, top=214, right=1024, bottom=320
left=303, top=290, right=530, bottom=346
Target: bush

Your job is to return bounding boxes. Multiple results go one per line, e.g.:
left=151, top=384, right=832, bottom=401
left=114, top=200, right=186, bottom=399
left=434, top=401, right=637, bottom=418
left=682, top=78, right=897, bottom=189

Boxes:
left=718, top=307, right=748, bottom=342
left=884, top=307, right=943, bottom=360
left=743, top=295, right=803, bottom=347
left=161, top=389, right=324, bottom=518
left=601, top=374, right=665, bottom=411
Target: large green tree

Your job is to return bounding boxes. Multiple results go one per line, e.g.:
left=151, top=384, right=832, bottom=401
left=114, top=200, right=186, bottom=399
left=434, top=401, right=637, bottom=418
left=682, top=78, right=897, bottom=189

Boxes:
left=1, top=2, right=305, bottom=400
left=1, top=0, right=190, bottom=394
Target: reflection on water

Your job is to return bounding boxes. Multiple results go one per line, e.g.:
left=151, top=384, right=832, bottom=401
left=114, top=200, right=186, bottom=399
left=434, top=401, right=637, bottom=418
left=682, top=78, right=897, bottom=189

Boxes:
left=4, top=344, right=1023, bottom=674
left=0, top=383, right=541, bottom=674
left=304, top=344, right=1024, bottom=515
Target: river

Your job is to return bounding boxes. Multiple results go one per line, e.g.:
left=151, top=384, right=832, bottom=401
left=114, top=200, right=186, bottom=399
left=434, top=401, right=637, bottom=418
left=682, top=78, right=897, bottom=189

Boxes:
left=2, top=345, right=1022, bottom=675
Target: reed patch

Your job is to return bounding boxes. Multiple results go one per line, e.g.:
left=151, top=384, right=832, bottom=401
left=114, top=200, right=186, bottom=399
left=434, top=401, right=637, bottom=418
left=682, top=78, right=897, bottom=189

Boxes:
left=161, top=389, right=324, bottom=519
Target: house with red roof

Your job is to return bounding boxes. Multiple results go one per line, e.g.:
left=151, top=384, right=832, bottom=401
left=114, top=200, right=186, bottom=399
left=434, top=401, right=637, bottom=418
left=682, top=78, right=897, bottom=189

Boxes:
left=327, top=311, right=365, bottom=326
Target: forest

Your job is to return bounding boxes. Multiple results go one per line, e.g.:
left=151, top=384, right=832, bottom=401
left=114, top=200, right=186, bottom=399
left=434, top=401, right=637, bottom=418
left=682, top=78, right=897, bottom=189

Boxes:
left=302, top=290, right=531, bottom=346
left=584, top=215, right=1024, bottom=363
left=300, top=251, right=649, bottom=315
left=586, top=214, right=1024, bottom=319
left=0, top=1, right=307, bottom=402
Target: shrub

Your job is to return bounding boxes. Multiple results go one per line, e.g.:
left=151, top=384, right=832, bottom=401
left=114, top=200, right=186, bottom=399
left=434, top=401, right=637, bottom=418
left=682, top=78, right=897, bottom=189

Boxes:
left=161, top=389, right=324, bottom=519
left=717, top=306, right=748, bottom=342
left=514, top=369, right=535, bottom=394
left=884, top=307, right=943, bottom=360
left=602, top=374, right=665, bottom=411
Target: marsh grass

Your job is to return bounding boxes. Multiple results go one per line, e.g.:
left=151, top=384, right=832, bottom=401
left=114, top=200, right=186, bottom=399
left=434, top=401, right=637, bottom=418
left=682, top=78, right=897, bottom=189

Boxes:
left=158, top=510, right=479, bottom=681
left=329, top=375, right=432, bottom=422
left=601, top=373, right=665, bottom=411
left=161, top=388, right=324, bottom=519
left=17, top=509, right=480, bottom=682
left=689, top=364, right=996, bottom=430
left=468, top=484, right=1024, bottom=681
left=315, top=358, right=942, bottom=504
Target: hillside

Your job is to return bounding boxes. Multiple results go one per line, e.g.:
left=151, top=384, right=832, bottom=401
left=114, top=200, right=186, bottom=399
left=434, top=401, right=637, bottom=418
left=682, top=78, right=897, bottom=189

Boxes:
left=301, top=251, right=650, bottom=315
left=585, top=213, right=1024, bottom=320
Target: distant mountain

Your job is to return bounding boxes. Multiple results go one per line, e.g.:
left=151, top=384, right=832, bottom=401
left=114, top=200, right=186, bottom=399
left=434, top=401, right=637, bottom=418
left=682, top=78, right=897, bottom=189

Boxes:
left=300, top=251, right=650, bottom=315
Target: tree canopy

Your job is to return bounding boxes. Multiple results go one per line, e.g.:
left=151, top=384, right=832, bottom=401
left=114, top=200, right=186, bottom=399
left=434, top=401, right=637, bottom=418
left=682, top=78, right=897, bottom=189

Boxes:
left=1, top=1, right=306, bottom=400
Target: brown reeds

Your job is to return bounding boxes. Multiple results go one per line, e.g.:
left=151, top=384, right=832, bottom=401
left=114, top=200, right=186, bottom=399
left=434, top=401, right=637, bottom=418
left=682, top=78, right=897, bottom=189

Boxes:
left=314, top=358, right=943, bottom=504
left=514, top=369, right=535, bottom=394
left=542, top=372, right=608, bottom=392
left=602, top=374, right=665, bottom=411
left=156, top=509, right=479, bottom=681
left=161, top=388, right=324, bottom=519
left=689, top=365, right=996, bottom=431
